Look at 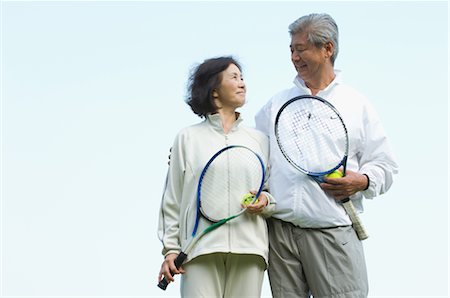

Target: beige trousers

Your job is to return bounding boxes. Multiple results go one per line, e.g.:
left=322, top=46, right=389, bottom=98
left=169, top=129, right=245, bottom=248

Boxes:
left=180, top=253, right=266, bottom=298
left=267, top=218, right=368, bottom=298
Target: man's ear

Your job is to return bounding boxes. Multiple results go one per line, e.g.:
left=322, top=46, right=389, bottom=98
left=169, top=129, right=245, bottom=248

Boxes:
left=324, top=42, right=334, bottom=59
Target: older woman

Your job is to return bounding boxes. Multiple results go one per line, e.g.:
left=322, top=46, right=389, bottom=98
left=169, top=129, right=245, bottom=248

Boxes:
left=158, top=56, right=275, bottom=297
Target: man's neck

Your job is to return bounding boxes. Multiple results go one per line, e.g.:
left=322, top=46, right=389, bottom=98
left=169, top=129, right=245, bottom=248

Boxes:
left=305, top=68, right=336, bottom=95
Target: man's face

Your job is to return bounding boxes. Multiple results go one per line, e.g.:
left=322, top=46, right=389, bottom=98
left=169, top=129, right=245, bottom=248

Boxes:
left=290, top=31, right=331, bottom=83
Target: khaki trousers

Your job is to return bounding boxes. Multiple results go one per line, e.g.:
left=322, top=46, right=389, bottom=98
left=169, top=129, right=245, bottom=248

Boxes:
left=267, top=218, right=368, bottom=298
left=180, top=253, right=266, bottom=298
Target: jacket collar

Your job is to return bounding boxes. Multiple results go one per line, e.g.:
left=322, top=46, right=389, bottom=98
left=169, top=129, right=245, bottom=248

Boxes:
left=206, top=112, right=243, bottom=133
left=293, top=69, right=342, bottom=96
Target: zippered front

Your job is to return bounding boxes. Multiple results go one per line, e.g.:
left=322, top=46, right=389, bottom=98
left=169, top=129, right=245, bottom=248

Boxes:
left=224, top=134, right=231, bottom=252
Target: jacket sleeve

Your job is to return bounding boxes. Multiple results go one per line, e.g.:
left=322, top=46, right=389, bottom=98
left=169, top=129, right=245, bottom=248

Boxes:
left=254, top=100, right=272, bottom=137
left=261, top=190, right=276, bottom=218
left=358, top=102, right=399, bottom=199
left=157, top=133, right=186, bottom=256
left=257, top=130, right=277, bottom=217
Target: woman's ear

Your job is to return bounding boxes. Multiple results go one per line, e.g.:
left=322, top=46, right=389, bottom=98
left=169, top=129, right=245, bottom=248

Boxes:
left=213, top=90, right=222, bottom=109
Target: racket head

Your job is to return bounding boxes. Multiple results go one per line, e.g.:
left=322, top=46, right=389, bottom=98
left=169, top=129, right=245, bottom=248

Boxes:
left=274, top=95, right=349, bottom=176
left=194, top=145, right=265, bottom=230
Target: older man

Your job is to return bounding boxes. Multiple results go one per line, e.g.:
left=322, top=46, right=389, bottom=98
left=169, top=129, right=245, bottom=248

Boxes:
left=255, top=13, right=398, bottom=298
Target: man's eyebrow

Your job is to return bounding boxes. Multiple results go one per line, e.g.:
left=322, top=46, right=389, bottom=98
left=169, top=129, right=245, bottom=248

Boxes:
left=291, top=42, right=307, bottom=47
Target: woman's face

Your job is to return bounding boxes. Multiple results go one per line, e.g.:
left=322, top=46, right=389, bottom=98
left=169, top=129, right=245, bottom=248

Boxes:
left=214, top=64, right=246, bottom=110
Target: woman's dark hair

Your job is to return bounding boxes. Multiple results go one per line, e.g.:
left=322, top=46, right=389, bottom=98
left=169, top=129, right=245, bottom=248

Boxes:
left=186, top=56, right=242, bottom=118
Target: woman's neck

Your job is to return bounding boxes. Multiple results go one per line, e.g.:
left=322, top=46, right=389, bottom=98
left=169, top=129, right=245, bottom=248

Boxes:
left=216, top=109, right=237, bottom=134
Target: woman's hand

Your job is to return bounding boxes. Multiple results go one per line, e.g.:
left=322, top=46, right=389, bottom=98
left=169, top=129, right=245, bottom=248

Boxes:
left=244, top=191, right=268, bottom=214
left=158, top=253, right=185, bottom=284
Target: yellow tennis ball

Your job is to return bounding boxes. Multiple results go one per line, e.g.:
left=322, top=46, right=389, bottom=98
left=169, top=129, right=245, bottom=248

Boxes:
left=326, top=170, right=343, bottom=178
left=241, top=193, right=258, bottom=206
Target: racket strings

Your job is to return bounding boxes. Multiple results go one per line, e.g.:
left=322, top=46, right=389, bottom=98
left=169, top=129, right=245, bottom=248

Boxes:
left=199, top=147, right=264, bottom=222
left=276, top=99, right=348, bottom=173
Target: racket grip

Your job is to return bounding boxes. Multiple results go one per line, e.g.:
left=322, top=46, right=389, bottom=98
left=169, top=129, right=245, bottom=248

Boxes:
left=342, top=199, right=369, bottom=240
left=157, top=252, right=188, bottom=290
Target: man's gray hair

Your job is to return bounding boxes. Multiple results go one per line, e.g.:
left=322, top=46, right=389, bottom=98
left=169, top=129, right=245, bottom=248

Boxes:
left=289, top=13, right=339, bottom=64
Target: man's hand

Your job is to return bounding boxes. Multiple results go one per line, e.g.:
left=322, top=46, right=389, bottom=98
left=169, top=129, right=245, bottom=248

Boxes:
left=320, top=169, right=369, bottom=201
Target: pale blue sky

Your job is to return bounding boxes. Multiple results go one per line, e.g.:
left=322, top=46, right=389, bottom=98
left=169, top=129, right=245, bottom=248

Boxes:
left=1, top=1, right=448, bottom=297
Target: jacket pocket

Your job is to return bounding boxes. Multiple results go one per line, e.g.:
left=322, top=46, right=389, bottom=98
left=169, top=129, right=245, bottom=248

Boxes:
left=181, top=203, right=193, bottom=241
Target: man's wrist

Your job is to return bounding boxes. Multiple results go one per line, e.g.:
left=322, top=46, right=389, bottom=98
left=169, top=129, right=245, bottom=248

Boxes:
left=362, top=174, right=370, bottom=191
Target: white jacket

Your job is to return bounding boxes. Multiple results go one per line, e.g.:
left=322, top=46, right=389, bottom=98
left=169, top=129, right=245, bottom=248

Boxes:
left=158, top=113, right=275, bottom=264
left=255, top=72, right=399, bottom=228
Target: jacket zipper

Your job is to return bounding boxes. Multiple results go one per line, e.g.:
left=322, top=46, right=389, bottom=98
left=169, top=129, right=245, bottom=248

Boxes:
left=224, top=134, right=231, bottom=252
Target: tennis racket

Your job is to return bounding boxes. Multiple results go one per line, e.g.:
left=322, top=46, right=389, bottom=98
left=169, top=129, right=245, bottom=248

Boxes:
left=157, top=145, right=266, bottom=290
left=274, top=94, right=368, bottom=240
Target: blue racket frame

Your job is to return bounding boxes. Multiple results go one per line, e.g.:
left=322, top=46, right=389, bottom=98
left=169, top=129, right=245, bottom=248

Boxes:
left=192, top=145, right=266, bottom=236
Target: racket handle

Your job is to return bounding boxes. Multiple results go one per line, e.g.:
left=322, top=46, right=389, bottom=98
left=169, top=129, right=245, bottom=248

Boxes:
left=341, top=199, right=369, bottom=240
left=157, top=252, right=188, bottom=290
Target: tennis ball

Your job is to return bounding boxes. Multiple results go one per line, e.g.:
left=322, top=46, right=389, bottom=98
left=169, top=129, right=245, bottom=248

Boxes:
left=241, top=193, right=258, bottom=206
left=326, top=170, right=343, bottom=178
